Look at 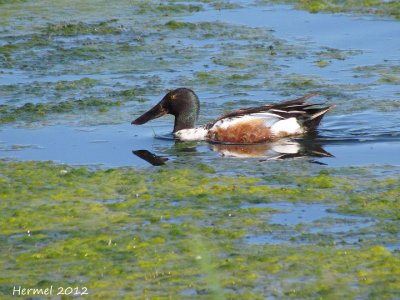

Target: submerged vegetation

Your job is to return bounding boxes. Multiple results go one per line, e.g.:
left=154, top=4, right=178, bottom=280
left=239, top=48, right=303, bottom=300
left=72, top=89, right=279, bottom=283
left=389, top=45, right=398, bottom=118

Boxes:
left=1, top=0, right=398, bottom=124
left=4, top=0, right=385, bottom=125
left=260, top=0, right=400, bottom=20
left=44, top=19, right=123, bottom=36
left=0, top=97, right=123, bottom=124
left=0, top=160, right=399, bottom=298
left=354, top=64, right=400, bottom=85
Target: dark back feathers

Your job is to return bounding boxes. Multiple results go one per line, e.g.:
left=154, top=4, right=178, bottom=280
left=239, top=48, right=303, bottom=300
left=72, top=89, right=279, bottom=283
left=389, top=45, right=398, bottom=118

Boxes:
left=208, top=92, right=334, bottom=131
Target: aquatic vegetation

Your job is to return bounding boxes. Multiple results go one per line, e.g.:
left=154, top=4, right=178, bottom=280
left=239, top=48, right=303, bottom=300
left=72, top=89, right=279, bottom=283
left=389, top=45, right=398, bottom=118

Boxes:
left=1, top=78, right=115, bottom=107
left=314, top=47, right=362, bottom=67
left=165, top=20, right=197, bottom=30
left=259, top=0, right=400, bottom=20
left=280, top=74, right=322, bottom=91
left=316, top=47, right=362, bottom=61
left=273, top=73, right=373, bottom=109
left=44, top=20, right=123, bottom=36
left=1, top=0, right=368, bottom=126
left=0, top=98, right=122, bottom=124
left=134, top=2, right=202, bottom=15
left=54, top=77, right=99, bottom=90
left=0, top=11, right=313, bottom=124
left=1, top=1, right=400, bottom=298
left=354, top=64, right=400, bottom=85
left=0, top=160, right=399, bottom=298
left=161, top=20, right=274, bottom=41
left=0, top=44, right=17, bottom=68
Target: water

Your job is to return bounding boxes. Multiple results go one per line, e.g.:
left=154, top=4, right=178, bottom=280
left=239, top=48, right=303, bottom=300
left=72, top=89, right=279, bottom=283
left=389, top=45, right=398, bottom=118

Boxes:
left=1, top=4, right=399, bottom=168
left=0, top=123, right=166, bottom=167
left=2, top=123, right=400, bottom=167
left=241, top=202, right=392, bottom=248
left=1, top=3, right=399, bottom=296
left=188, top=5, right=399, bottom=61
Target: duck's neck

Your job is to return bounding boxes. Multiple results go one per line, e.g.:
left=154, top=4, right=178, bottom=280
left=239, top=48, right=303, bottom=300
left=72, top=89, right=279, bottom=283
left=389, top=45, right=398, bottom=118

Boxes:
left=173, top=108, right=199, bottom=132
left=174, top=99, right=200, bottom=133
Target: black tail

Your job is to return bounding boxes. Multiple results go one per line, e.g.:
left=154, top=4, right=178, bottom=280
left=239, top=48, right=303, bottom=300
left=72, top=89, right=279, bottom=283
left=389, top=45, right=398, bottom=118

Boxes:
left=303, top=104, right=336, bottom=131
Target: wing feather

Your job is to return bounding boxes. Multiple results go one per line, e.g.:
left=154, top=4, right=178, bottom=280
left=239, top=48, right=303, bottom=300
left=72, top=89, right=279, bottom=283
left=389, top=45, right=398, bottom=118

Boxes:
left=206, top=92, right=334, bottom=131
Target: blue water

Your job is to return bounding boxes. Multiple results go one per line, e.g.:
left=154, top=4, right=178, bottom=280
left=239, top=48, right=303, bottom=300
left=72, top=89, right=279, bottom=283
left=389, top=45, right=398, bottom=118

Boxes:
left=1, top=4, right=400, bottom=168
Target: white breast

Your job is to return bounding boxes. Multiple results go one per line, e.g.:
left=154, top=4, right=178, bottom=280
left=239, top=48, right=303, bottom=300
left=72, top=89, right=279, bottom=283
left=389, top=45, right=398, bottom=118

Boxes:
left=174, top=126, right=208, bottom=141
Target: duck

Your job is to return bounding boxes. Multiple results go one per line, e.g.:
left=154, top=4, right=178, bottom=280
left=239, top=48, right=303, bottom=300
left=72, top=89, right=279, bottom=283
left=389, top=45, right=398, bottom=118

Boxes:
left=132, top=88, right=334, bottom=144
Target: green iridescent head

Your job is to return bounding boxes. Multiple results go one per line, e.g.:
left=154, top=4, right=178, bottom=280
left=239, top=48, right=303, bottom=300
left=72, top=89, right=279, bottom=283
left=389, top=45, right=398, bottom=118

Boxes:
left=132, top=88, right=200, bottom=132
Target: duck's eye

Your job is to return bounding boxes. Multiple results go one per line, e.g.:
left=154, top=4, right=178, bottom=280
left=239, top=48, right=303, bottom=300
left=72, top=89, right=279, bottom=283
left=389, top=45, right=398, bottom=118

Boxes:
left=170, top=94, right=177, bottom=100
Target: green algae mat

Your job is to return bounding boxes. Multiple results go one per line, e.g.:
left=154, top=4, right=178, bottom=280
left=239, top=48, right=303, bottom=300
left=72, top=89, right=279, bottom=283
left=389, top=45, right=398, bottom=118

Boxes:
left=1, top=160, right=399, bottom=298
left=1, top=0, right=400, bottom=299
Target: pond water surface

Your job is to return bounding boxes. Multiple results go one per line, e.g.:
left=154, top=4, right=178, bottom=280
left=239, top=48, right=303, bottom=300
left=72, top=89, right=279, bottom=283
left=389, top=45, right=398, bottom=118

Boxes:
left=1, top=4, right=399, bottom=168
left=1, top=1, right=399, bottom=298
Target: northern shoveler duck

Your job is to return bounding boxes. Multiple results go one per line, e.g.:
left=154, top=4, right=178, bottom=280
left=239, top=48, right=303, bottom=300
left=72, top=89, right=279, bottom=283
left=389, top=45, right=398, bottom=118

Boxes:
left=132, top=88, right=335, bottom=144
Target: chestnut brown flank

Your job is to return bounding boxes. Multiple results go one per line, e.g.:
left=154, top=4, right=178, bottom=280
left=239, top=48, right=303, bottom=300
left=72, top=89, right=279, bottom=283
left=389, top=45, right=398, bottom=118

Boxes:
left=208, top=119, right=273, bottom=143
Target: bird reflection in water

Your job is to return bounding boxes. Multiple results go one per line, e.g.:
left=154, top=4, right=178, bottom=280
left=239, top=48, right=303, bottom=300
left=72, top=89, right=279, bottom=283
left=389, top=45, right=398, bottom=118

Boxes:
left=132, top=138, right=332, bottom=166
left=211, top=138, right=332, bottom=160
left=132, top=150, right=169, bottom=166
